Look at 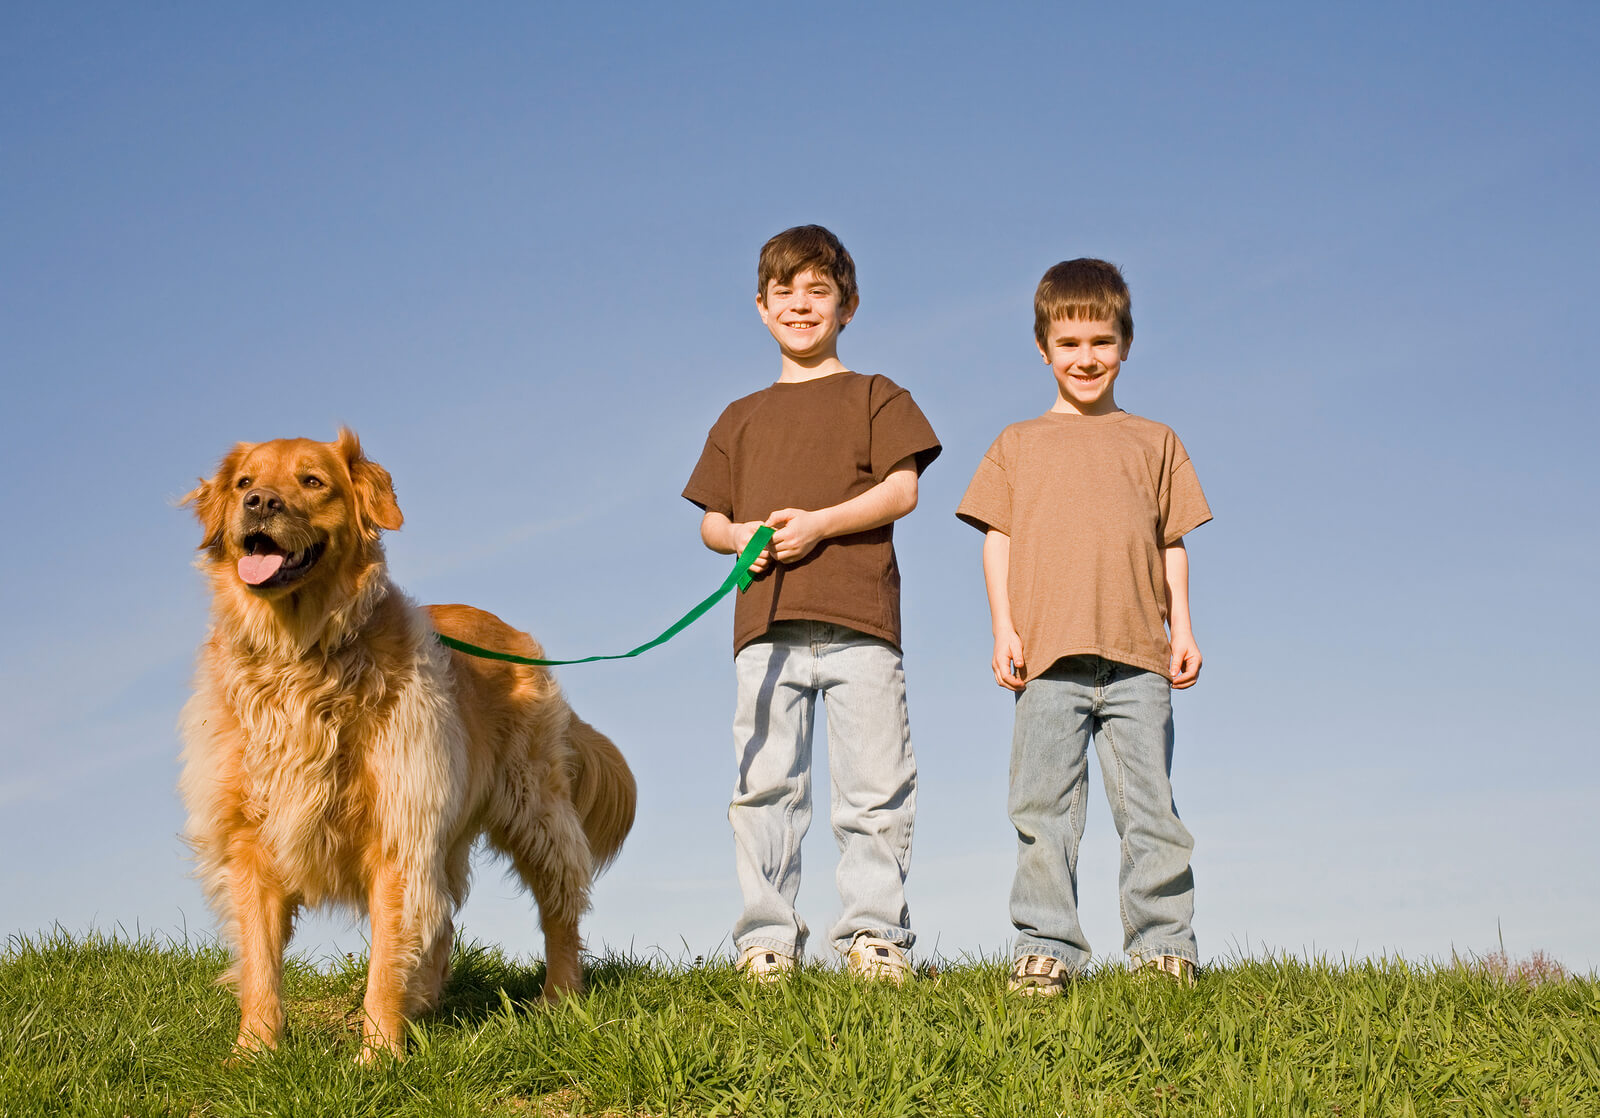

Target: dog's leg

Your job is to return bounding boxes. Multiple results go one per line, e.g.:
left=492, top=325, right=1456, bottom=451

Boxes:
left=487, top=745, right=596, bottom=1002
left=360, top=864, right=415, bottom=1061
left=414, top=917, right=454, bottom=1012
left=537, top=898, right=584, bottom=1001
left=498, top=805, right=592, bottom=1002
left=227, top=840, right=294, bottom=1053
left=497, top=841, right=588, bottom=1000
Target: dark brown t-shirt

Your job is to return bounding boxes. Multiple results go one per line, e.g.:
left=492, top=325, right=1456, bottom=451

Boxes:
left=683, top=372, right=941, bottom=654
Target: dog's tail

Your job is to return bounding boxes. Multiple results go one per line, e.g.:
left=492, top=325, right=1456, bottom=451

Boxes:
left=567, top=715, right=635, bottom=872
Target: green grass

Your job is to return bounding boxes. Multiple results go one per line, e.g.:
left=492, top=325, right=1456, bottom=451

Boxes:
left=3, top=931, right=1597, bottom=1117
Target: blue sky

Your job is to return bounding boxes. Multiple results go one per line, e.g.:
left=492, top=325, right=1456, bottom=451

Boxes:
left=3, top=3, right=1596, bottom=972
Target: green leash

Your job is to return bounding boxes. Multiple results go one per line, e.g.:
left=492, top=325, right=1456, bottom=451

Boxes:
left=434, top=525, right=774, bottom=667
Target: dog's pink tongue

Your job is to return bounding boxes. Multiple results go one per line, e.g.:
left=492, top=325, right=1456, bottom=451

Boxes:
left=238, top=553, right=285, bottom=585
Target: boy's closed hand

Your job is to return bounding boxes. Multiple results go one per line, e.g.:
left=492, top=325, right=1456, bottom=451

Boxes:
left=1169, top=634, right=1202, bottom=689
left=730, top=520, right=773, bottom=574
left=766, top=508, right=827, bottom=564
left=992, top=628, right=1026, bottom=692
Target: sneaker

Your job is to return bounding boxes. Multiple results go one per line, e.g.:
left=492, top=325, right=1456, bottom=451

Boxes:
left=736, top=945, right=797, bottom=984
left=1009, top=953, right=1071, bottom=996
left=1139, top=954, right=1196, bottom=987
left=845, top=935, right=912, bottom=984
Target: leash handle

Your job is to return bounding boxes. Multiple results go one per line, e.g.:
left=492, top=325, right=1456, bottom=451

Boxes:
left=435, top=525, right=776, bottom=667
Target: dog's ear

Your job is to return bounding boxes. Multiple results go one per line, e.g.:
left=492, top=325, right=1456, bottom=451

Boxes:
left=181, top=443, right=251, bottom=555
left=336, top=427, right=403, bottom=537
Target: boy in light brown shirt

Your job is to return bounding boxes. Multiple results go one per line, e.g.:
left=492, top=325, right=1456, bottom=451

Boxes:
left=957, top=258, right=1211, bottom=993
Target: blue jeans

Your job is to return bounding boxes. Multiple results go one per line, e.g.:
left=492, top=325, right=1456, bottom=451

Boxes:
left=730, top=621, right=917, bottom=956
left=1010, top=655, right=1196, bottom=971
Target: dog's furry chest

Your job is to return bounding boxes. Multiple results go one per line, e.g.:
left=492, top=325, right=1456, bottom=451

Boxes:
left=217, top=643, right=463, bottom=905
left=233, top=660, right=386, bottom=894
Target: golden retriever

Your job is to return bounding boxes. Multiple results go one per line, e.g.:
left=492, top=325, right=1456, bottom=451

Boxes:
left=179, top=429, right=634, bottom=1059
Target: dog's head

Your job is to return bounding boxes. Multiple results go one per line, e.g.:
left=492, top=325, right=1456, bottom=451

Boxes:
left=183, top=429, right=402, bottom=601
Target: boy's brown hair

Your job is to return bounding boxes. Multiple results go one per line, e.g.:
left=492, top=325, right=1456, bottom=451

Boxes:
left=757, top=225, right=858, bottom=309
left=1033, top=258, right=1133, bottom=346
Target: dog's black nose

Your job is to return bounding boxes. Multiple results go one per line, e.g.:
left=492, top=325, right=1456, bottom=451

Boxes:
left=243, top=489, right=284, bottom=514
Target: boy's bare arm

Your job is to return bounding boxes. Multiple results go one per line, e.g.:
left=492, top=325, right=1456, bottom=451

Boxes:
left=700, top=511, right=774, bottom=574
left=984, top=529, right=1026, bottom=691
left=1163, top=539, right=1202, bottom=688
left=765, top=455, right=920, bottom=564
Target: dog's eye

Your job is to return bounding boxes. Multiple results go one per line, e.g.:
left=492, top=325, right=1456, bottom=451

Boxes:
left=235, top=477, right=252, bottom=490
left=302, top=475, right=323, bottom=489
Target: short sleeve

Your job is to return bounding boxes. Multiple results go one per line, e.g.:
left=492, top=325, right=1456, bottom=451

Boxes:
left=868, top=377, right=941, bottom=479
left=681, top=413, right=733, bottom=516
left=1159, top=438, right=1212, bottom=545
left=955, top=436, right=1012, bottom=535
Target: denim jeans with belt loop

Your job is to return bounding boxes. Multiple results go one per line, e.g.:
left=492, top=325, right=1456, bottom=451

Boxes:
left=729, top=620, right=917, bottom=958
left=1009, top=654, right=1196, bottom=972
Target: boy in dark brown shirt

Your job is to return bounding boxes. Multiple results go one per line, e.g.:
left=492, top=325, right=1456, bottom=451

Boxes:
left=683, top=225, right=940, bottom=983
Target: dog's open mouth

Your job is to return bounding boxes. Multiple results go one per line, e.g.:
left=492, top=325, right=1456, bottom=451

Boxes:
left=237, top=533, right=325, bottom=589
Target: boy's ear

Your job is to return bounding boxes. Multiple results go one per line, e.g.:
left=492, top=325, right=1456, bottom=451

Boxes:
left=335, top=427, right=403, bottom=537
left=181, top=443, right=251, bottom=556
left=838, top=291, right=859, bottom=327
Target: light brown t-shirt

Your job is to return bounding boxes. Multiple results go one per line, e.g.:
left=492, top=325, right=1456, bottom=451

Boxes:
left=684, top=372, right=941, bottom=654
left=956, top=410, right=1211, bottom=681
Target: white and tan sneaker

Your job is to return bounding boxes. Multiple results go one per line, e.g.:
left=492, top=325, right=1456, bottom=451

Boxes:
left=845, top=935, right=912, bottom=984
left=736, top=945, right=797, bottom=985
left=1139, top=953, right=1197, bottom=987
left=1008, top=953, right=1071, bottom=996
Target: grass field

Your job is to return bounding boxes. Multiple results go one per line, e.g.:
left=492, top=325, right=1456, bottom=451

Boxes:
left=2, top=931, right=1596, bottom=1117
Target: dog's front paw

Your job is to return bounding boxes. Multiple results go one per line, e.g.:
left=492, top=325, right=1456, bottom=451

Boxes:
left=224, top=1029, right=278, bottom=1066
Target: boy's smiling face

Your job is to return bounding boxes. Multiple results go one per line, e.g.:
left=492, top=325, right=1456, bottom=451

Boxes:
left=1039, top=315, right=1130, bottom=416
left=758, top=268, right=857, bottom=366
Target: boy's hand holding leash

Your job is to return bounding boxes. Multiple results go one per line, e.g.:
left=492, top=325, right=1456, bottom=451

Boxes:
left=729, top=520, right=774, bottom=574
